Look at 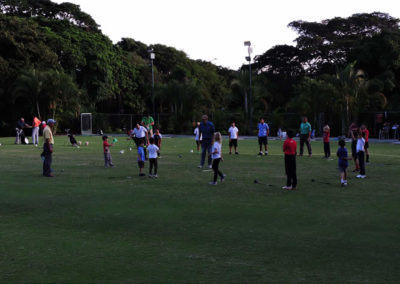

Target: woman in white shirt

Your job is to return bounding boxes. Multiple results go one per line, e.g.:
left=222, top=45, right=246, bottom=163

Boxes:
left=209, top=132, right=225, bottom=185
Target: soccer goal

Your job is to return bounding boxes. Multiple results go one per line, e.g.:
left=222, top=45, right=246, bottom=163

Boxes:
left=80, top=113, right=92, bottom=135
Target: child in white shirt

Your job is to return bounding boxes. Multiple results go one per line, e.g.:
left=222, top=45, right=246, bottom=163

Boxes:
left=194, top=122, right=202, bottom=152
left=228, top=122, right=239, bottom=154
left=209, top=132, right=225, bottom=185
left=147, top=137, right=160, bottom=178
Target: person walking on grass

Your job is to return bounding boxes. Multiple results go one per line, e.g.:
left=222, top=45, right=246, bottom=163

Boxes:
left=282, top=130, right=297, bottom=190
left=228, top=122, right=239, bottom=154
left=147, top=137, right=160, bottom=178
left=42, top=119, right=55, bottom=177
left=323, top=125, right=331, bottom=158
left=360, top=124, right=370, bottom=163
left=356, top=132, right=367, bottom=179
left=137, top=140, right=146, bottom=177
left=337, top=140, right=352, bottom=187
left=198, top=114, right=215, bottom=169
left=299, top=116, right=312, bottom=157
left=102, top=135, right=115, bottom=168
left=257, top=118, right=269, bottom=156
left=209, top=132, right=225, bottom=185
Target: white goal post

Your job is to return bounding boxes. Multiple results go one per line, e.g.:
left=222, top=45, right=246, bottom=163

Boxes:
left=80, top=113, right=92, bottom=135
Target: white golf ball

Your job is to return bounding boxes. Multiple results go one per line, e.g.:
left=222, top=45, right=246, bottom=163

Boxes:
left=85, top=141, right=89, bottom=146
left=120, top=150, right=125, bottom=154
left=190, top=149, right=193, bottom=153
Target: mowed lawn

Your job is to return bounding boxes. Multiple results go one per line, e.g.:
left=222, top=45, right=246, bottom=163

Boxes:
left=0, top=135, right=399, bottom=283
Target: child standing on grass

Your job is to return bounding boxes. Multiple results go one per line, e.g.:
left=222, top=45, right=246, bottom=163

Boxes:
left=323, top=125, right=331, bottom=158
left=282, top=130, right=297, bottom=190
left=102, top=135, right=115, bottom=168
left=153, top=128, right=162, bottom=157
left=194, top=122, right=201, bottom=152
left=356, top=132, right=367, bottom=179
left=147, top=137, right=160, bottom=178
left=337, top=140, right=352, bottom=186
left=209, top=132, right=225, bottom=185
left=138, top=140, right=146, bottom=177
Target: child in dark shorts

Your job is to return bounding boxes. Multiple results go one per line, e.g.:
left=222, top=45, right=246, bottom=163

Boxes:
left=137, top=140, right=146, bottom=176
left=337, top=140, right=352, bottom=186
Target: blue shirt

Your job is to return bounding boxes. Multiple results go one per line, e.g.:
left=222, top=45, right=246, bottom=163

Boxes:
left=258, top=123, right=269, bottom=137
left=337, top=147, right=348, bottom=168
left=199, top=121, right=215, bottom=139
left=138, top=146, right=145, bottom=161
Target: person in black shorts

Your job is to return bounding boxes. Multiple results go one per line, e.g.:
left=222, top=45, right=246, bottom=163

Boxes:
left=348, top=123, right=360, bottom=172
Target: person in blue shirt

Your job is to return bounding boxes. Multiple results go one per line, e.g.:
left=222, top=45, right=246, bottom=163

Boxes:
left=257, top=118, right=269, bottom=155
left=137, top=140, right=146, bottom=176
left=299, top=116, right=312, bottom=157
left=337, top=140, right=352, bottom=186
left=198, top=114, right=215, bottom=168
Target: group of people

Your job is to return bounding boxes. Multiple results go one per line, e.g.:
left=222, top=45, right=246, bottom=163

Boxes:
left=193, top=115, right=371, bottom=188
left=15, top=116, right=45, bottom=146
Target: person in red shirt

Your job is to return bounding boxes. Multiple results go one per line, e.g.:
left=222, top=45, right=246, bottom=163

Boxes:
left=360, top=124, right=370, bottom=163
left=102, top=135, right=115, bottom=168
left=282, top=130, right=297, bottom=190
left=323, top=125, right=331, bottom=158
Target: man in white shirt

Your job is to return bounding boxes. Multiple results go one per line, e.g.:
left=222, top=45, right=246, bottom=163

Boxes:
left=228, top=122, right=239, bottom=154
left=356, top=132, right=366, bottom=178
left=132, top=123, right=149, bottom=147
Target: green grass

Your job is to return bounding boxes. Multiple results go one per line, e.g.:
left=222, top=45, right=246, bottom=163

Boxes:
left=0, top=136, right=399, bottom=283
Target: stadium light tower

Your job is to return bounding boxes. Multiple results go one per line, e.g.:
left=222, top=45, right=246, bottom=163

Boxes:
left=244, top=41, right=253, bottom=132
left=149, top=49, right=156, bottom=117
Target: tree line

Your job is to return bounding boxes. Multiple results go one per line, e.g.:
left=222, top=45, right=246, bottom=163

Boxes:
left=1, top=0, right=399, bottom=136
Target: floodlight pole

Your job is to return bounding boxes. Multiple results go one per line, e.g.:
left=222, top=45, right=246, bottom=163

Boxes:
left=149, top=49, right=156, bottom=118
left=244, top=41, right=253, bottom=132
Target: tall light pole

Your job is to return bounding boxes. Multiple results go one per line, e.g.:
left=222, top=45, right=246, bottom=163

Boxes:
left=244, top=41, right=253, bottom=132
left=149, top=49, right=155, bottom=117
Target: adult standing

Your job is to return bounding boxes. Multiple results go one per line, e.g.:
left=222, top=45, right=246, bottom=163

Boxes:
left=360, top=124, right=370, bottom=163
left=198, top=114, right=215, bottom=169
left=299, top=116, right=312, bottom=157
left=141, top=113, right=155, bottom=137
left=348, top=122, right=360, bottom=172
left=15, top=117, right=31, bottom=144
left=42, top=119, right=56, bottom=177
left=31, top=116, right=41, bottom=146
left=257, top=118, right=269, bottom=155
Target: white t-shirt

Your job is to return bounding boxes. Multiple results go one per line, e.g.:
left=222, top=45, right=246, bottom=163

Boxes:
left=228, top=126, right=239, bottom=139
left=147, top=144, right=159, bottom=159
left=356, top=137, right=365, bottom=152
left=133, top=126, right=147, bottom=138
left=211, top=142, right=222, bottom=159
left=194, top=128, right=202, bottom=141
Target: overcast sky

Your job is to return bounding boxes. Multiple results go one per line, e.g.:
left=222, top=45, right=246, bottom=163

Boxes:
left=53, top=0, right=398, bottom=70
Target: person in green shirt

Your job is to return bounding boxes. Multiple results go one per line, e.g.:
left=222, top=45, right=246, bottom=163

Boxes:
left=141, top=113, right=155, bottom=136
left=299, top=116, right=312, bottom=157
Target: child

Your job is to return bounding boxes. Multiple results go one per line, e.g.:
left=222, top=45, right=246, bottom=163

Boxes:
left=228, top=122, right=239, bottom=154
left=323, top=125, right=331, bottom=158
left=153, top=128, right=162, bottom=157
left=137, top=140, right=146, bottom=176
left=194, top=122, right=202, bottom=152
left=349, top=123, right=360, bottom=172
left=209, top=132, right=225, bottom=185
left=102, top=135, right=115, bottom=168
left=360, top=124, right=370, bottom=163
left=337, top=140, right=351, bottom=186
left=147, top=137, right=160, bottom=178
left=356, top=132, right=366, bottom=178
left=282, top=130, right=297, bottom=190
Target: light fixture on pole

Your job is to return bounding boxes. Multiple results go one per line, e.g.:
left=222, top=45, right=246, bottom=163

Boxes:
left=148, top=49, right=156, bottom=117
left=244, top=41, right=253, bottom=132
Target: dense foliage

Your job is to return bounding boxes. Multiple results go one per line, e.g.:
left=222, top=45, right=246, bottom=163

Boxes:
left=1, top=0, right=399, bottom=135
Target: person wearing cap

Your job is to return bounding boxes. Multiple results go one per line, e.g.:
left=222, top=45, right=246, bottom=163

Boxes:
left=42, top=119, right=56, bottom=177
left=198, top=114, right=215, bottom=169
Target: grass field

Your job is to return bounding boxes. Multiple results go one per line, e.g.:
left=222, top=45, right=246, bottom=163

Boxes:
left=0, top=135, right=399, bottom=283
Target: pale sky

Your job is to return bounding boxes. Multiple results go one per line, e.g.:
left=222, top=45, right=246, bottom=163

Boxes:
left=53, top=0, right=398, bottom=70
